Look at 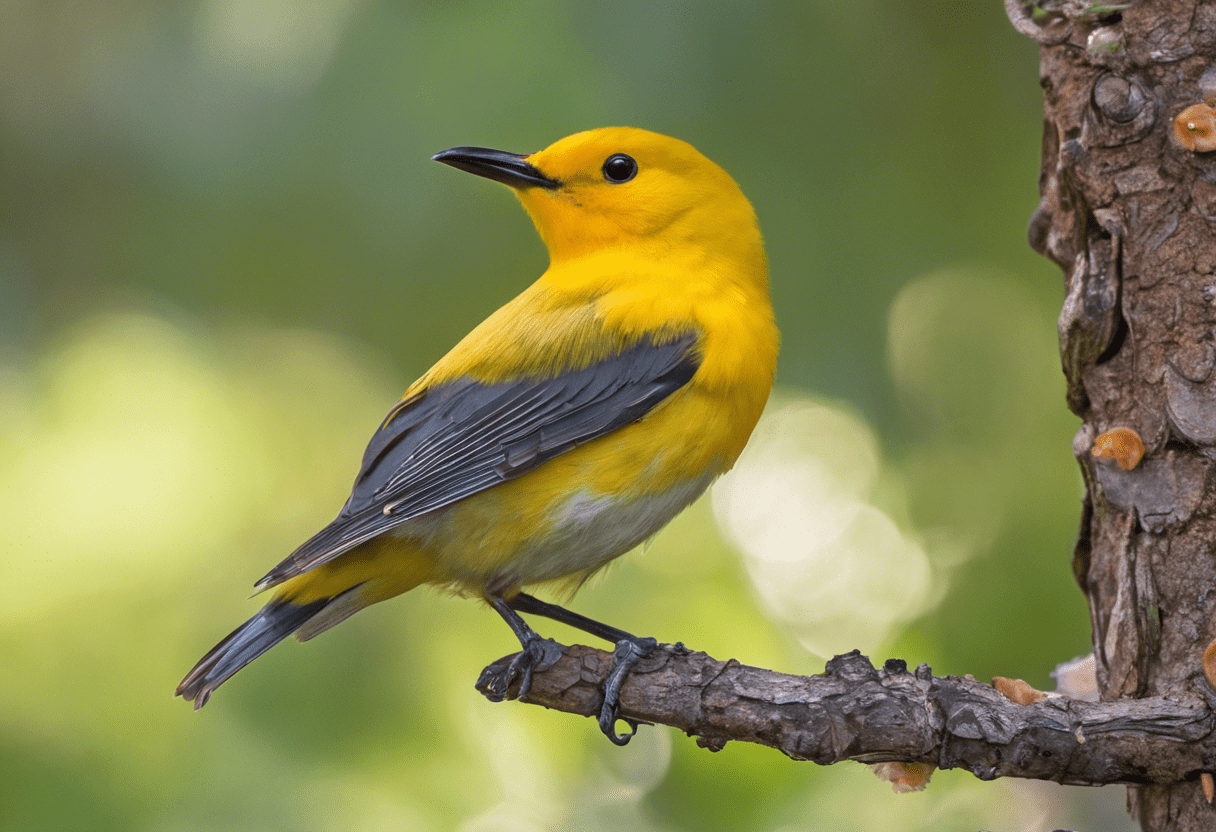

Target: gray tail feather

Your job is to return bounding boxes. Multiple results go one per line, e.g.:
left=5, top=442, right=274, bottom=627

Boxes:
left=176, top=598, right=328, bottom=710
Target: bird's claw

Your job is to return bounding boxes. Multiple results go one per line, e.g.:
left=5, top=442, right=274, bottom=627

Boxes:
left=598, top=636, right=658, bottom=745
left=477, top=636, right=561, bottom=702
left=600, top=712, right=644, bottom=746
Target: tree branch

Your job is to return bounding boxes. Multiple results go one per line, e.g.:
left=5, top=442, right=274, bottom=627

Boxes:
left=477, top=644, right=1216, bottom=786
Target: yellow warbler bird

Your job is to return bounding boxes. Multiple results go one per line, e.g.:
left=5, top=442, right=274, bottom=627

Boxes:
left=176, top=127, right=778, bottom=743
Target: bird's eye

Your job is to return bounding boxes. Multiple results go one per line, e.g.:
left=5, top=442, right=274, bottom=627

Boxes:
left=602, top=153, right=638, bottom=184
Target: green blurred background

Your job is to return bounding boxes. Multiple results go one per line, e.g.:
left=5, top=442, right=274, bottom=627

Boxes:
left=0, top=2, right=1133, bottom=831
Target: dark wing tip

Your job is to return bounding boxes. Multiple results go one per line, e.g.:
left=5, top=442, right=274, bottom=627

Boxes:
left=253, top=570, right=283, bottom=592
left=253, top=513, right=382, bottom=590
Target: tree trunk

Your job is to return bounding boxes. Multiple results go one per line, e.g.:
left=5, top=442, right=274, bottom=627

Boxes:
left=1009, top=1, right=1216, bottom=829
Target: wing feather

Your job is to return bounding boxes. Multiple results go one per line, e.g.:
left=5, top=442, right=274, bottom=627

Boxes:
left=255, top=332, right=699, bottom=589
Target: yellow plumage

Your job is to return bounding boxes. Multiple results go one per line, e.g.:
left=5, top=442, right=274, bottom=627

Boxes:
left=177, top=127, right=777, bottom=739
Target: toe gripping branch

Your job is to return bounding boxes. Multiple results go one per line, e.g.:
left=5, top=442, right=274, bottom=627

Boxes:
left=599, top=635, right=658, bottom=745
left=479, top=592, right=662, bottom=745
left=479, top=595, right=563, bottom=702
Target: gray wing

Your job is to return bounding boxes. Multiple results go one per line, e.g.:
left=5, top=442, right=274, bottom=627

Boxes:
left=256, top=332, right=700, bottom=589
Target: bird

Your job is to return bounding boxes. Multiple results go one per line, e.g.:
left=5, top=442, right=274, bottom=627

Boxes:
left=176, top=127, right=779, bottom=744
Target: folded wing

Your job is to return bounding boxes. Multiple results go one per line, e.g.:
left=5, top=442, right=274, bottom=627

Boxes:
left=256, top=332, right=700, bottom=589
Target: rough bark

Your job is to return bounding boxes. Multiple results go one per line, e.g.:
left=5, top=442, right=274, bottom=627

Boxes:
left=1007, top=0, right=1216, bottom=828
left=478, top=645, right=1216, bottom=787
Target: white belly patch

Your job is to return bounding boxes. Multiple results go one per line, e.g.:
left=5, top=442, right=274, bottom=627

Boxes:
left=490, top=473, right=717, bottom=591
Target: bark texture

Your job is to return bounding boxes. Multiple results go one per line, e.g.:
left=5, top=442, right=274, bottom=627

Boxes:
left=478, top=645, right=1216, bottom=786
left=1010, top=1, right=1216, bottom=828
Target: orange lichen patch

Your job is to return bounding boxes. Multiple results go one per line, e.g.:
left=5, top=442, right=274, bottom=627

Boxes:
left=1174, top=104, right=1216, bottom=152
left=869, top=762, right=936, bottom=793
left=993, top=676, right=1048, bottom=705
left=1203, top=772, right=1215, bottom=805
left=1091, top=427, right=1145, bottom=470
left=1203, top=638, right=1216, bottom=689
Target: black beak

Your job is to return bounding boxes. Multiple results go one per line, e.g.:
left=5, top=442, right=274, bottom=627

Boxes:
left=431, top=146, right=560, bottom=190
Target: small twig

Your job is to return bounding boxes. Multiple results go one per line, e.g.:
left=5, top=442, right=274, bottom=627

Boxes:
left=476, top=644, right=1216, bottom=786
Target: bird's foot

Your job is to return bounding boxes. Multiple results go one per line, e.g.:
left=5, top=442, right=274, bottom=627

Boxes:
left=477, top=635, right=562, bottom=702
left=599, top=636, right=658, bottom=745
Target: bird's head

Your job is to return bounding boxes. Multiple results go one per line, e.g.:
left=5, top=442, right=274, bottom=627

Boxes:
left=433, top=127, right=764, bottom=269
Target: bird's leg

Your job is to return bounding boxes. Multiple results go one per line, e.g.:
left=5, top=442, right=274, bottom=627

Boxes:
left=509, top=592, right=638, bottom=643
left=479, top=595, right=563, bottom=702
left=509, top=593, right=658, bottom=745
